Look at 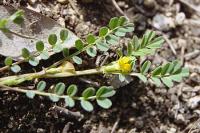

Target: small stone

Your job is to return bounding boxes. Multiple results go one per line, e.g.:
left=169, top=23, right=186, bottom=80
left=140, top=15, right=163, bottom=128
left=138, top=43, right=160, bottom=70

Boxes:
left=175, top=12, right=186, bottom=25
left=152, top=14, right=175, bottom=31
left=167, top=127, right=176, bottom=133
left=57, top=0, right=68, bottom=4
left=144, top=0, right=155, bottom=8
left=176, top=114, right=185, bottom=124
left=129, top=117, right=135, bottom=123
left=28, top=0, right=37, bottom=5
left=188, top=96, right=200, bottom=109
left=57, top=17, right=65, bottom=27
left=62, top=9, right=68, bottom=16
left=37, top=128, right=46, bottom=133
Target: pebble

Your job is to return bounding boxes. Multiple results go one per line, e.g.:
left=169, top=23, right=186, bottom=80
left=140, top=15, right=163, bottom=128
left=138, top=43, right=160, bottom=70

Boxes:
left=144, top=0, right=155, bottom=8
left=167, top=127, right=176, bottom=133
left=152, top=14, right=175, bottom=31
left=175, top=12, right=186, bottom=25
left=175, top=114, right=185, bottom=124
left=57, top=0, right=68, bottom=4
left=28, top=0, right=37, bottom=5
left=188, top=96, right=200, bottom=109
left=57, top=17, right=65, bottom=27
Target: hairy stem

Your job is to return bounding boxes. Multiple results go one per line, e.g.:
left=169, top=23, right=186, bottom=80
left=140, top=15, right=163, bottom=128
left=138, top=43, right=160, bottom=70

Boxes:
left=0, top=68, right=103, bottom=86
left=0, top=84, right=97, bottom=101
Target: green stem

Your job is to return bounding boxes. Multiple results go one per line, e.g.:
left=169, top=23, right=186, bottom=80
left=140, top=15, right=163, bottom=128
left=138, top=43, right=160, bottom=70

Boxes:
left=0, top=84, right=97, bottom=101
left=0, top=68, right=103, bottom=86
left=48, top=24, right=130, bottom=69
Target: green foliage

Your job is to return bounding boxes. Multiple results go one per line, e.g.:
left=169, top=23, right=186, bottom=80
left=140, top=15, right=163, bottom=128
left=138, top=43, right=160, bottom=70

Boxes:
left=37, top=81, right=46, bottom=91
left=75, top=39, right=84, bottom=50
left=54, top=82, right=66, bottom=95
left=24, top=82, right=116, bottom=112
left=36, top=41, right=44, bottom=52
left=4, top=57, right=13, bottom=66
left=80, top=100, right=93, bottom=112
left=28, top=57, right=39, bottom=66
left=86, top=47, right=97, bottom=57
left=62, top=48, right=69, bottom=57
left=150, top=61, right=189, bottom=87
left=86, top=34, right=96, bottom=44
left=10, top=65, right=21, bottom=73
left=48, top=34, right=57, bottom=46
left=21, top=48, right=30, bottom=59
left=72, top=56, right=82, bottom=64
left=60, top=29, right=68, bottom=41
left=26, top=91, right=35, bottom=99
left=1, top=15, right=189, bottom=113
left=63, top=16, right=134, bottom=65
left=127, top=30, right=164, bottom=56
left=9, top=10, right=24, bottom=24
left=141, top=60, right=151, bottom=74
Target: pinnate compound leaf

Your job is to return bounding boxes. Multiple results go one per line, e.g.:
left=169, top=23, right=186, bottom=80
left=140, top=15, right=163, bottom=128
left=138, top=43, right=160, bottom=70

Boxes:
left=37, top=81, right=46, bottom=91
left=72, top=56, right=82, bottom=64
left=82, top=87, right=95, bottom=99
left=54, top=82, right=65, bottom=95
left=65, top=96, right=75, bottom=107
left=67, top=84, right=78, bottom=96
left=4, top=57, right=13, bottom=66
left=11, top=65, right=21, bottom=73
left=97, top=98, right=112, bottom=109
left=26, top=91, right=35, bottom=99
left=80, top=100, right=93, bottom=112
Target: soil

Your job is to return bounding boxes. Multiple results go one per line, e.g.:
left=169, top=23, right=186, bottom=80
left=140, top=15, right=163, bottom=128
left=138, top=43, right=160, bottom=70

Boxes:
left=0, top=0, right=200, bottom=133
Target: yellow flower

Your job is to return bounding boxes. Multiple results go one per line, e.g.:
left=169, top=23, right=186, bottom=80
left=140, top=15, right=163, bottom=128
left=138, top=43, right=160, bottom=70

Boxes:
left=102, top=56, right=134, bottom=74
left=118, top=56, right=132, bottom=73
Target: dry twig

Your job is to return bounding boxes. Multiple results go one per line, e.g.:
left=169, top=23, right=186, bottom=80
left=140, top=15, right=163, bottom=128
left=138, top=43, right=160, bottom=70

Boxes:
left=53, top=105, right=84, bottom=121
